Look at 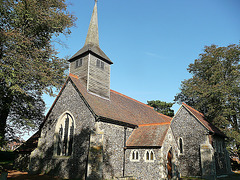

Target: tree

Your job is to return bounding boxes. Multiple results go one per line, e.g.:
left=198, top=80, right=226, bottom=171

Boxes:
left=147, top=100, right=174, bottom=117
left=0, top=0, right=76, bottom=146
left=174, top=43, right=240, bottom=156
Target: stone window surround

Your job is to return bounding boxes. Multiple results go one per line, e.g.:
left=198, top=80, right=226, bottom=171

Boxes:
left=178, top=137, right=184, bottom=155
left=144, top=150, right=155, bottom=162
left=130, top=150, right=140, bottom=162
left=53, top=111, right=75, bottom=158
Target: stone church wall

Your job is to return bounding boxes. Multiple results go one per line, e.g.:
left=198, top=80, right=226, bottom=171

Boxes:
left=29, top=81, right=96, bottom=179
left=170, top=107, right=208, bottom=177
left=98, top=122, right=134, bottom=179
left=125, top=148, right=161, bottom=180
left=159, top=128, right=180, bottom=179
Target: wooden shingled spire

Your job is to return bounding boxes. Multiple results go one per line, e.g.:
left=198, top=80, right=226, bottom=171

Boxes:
left=84, top=0, right=99, bottom=47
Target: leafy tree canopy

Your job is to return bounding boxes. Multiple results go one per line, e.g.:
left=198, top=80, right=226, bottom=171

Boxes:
left=0, top=0, right=76, bottom=146
left=147, top=100, right=174, bottom=117
left=174, top=43, right=240, bottom=156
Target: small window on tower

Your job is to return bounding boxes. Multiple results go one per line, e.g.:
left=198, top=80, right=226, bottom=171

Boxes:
left=75, top=58, right=82, bottom=68
left=96, top=59, right=100, bottom=67
left=100, top=61, right=104, bottom=70
left=96, top=59, right=104, bottom=70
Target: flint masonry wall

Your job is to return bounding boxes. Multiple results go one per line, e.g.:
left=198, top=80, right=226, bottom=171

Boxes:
left=125, top=148, right=161, bottom=180
left=29, top=80, right=96, bottom=179
left=159, top=128, right=180, bottom=179
left=98, top=122, right=134, bottom=179
left=170, top=106, right=208, bottom=177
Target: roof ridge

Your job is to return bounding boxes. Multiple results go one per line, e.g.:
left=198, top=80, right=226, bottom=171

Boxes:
left=110, top=89, right=154, bottom=110
left=139, top=122, right=171, bottom=127
left=182, top=102, right=204, bottom=116
left=156, top=111, right=172, bottom=120
left=69, top=73, right=79, bottom=79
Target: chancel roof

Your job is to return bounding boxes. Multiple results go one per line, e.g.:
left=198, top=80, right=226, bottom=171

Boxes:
left=69, top=74, right=171, bottom=126
left=182, top=103, right=226, bottom=137
left=126, top=123, right=170, bottom=147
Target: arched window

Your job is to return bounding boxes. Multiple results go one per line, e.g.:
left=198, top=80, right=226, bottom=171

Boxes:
left=55, top=113, right=74, bottom=156
left=150, top=151, right=154, bottom=160
left=145, top=150, right=154, bottom=162
left=130, top=150, right=140, bottom=161
left=146, top=151, right=150, bottom=160
left=179, top=138, right=183, bottom=154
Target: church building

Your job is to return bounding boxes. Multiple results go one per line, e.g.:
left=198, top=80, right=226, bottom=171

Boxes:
left=18, top=1, right=231, bottom=179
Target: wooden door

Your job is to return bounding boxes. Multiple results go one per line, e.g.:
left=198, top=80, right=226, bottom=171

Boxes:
left=167, top=149, right=173, bottom=179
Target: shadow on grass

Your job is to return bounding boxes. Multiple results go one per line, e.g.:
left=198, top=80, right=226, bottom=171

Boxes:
left=217, top=171, right=240, bottom=180
left=180, top=172, right=240, bottom=180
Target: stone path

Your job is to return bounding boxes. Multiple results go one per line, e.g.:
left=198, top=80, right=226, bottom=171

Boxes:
left=7, top=170, right=63, bottom=180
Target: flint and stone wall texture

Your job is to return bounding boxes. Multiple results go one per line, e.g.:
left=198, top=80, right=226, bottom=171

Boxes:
left=159, top=128, right=180, bottom=180
left=29, top=80, right=96, bottom=179
left=170, top=106, right=208, bottom=177
left=125, top=128, right=179, bottom=180
left=171, top=106, right=231, bottom=178
left=98, top=122, right=134, bottom=179
left=125, top=148, right=161, bottom=180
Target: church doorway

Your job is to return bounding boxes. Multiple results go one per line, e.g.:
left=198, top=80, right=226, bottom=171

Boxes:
left=167, top=149, right=173, bottom=179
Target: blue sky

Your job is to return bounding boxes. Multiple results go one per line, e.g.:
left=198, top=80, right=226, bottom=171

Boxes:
left=44, top=0, right=240, bottom=115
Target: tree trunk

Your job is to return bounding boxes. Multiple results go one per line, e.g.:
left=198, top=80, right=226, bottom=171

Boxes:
left=0, top=94, right=12, bottom=146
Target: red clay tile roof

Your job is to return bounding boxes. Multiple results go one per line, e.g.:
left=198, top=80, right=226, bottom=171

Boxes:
left=69, top=74, right=172, bottom=126
left=182, top=103, right=226, bottom=137
left=126, top=123, right=170, bottom=147
left=14, top=131, right=40, bottom=153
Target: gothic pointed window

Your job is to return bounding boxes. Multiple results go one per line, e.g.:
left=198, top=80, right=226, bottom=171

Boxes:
left=55, top=113, right=74, bottom=156
left=145, top=150, right=154, bottom=162
left=150, top=151, right=154, bottom=160
left=130, top=150, right=140, bottom=161
left=146, top=151, right=150, bottom=160
left=57, top=125, right=63, bottom=156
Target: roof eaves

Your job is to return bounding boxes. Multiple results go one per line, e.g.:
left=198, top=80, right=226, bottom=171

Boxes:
left=139, top=122, right=171, bottom=127
left=40, top=76, right=71, bottom=129
left=69, top=75, right=98, bottom=119
left=126, top=146, right=162, bottom=149
left=182, top=103, right=210, bottom=132
left=98, top=116, right=137, bottom=129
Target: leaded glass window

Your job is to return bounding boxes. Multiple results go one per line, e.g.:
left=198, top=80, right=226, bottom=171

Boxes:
left=55, top=113, right=74, bottom=156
